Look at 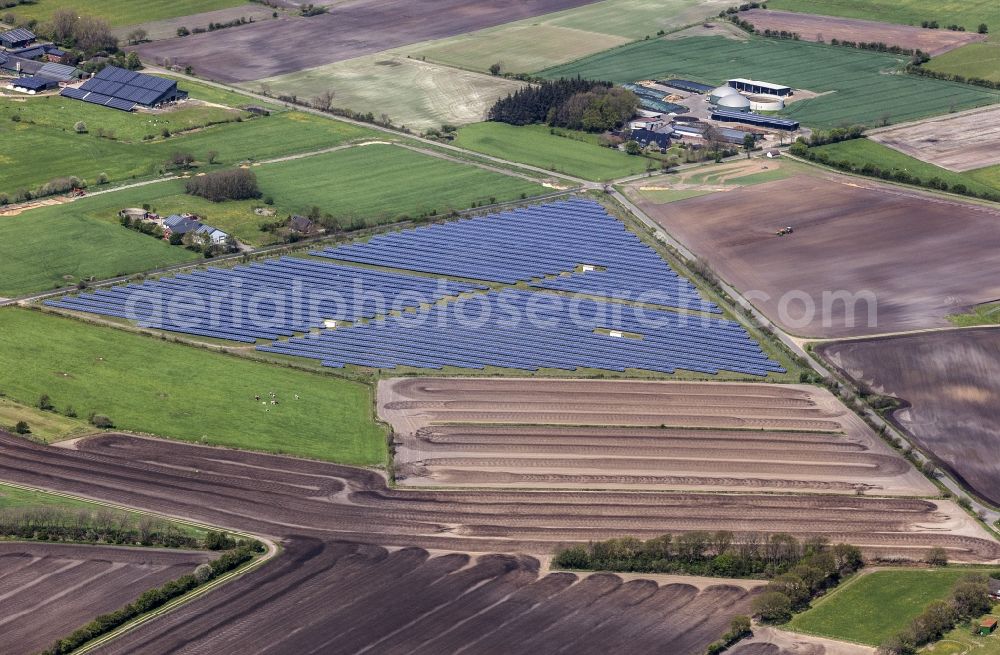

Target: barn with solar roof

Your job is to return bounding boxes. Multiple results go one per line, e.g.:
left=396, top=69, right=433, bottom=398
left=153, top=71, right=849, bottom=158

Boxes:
left=59, top=66, right=187, bottom=111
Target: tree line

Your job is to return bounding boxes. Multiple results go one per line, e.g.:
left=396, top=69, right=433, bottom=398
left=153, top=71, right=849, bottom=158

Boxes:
left=878, top=573, right=996, bottom=655
left=487, top=77, right=639, bottom=132
left=0, top=507, right=199, bottom=548
left=554, top=531, right=862, bottom=580
left=40, top=539, right=266, bottom=655
left=186, top=169, right=261, bottom=202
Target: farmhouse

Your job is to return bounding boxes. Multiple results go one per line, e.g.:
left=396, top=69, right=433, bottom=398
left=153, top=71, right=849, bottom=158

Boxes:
left=60, top=66, right=187, bottom=112
left=162, top=214, right=230, bottom=245
left=8, top=43, right=68, bottom=63
left=629, top=127, right=671, bottom=150
left=0, top=27, right=35, bottom=49
left=289, top=215, right=318, bottom=234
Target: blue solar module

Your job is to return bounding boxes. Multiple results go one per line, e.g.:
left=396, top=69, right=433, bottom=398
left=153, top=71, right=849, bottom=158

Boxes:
left=259, top=289, right=784, bottom=376
left=314, top=198, right=719, bottom=313
left=44, top=257, right=484, bottom=343
left=59, top=87, right=87, bottom=100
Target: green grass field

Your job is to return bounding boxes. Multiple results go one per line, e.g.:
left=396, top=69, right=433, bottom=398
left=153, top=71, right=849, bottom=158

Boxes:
left=0, top=397, right=94, bottom=442
left=250, top=143, right=547, bottom=222
left=926, top=42, right=1000, bottom=83
left=811, top=139, right=1000, bottom=194
left=453, top=123, right=652, bottom=181
left=788, top=569, right=980, bottom=646
left=766, top=0, right=1000, bottom=35
left=0, top=201, right=199, bottom=297
left=0, top=309, right=386, bottom=464
left=0, top=90, right=374, bottom=198
left=250, top=55, right=527, bottom=131
left=968, top=164, right=1000, bottom=190
left=924, top=610, right=1000, bottom=655
left=5, top=0, right=247, bottom=27
left=948, top=302, right=1000, bottom=327
left=541, top=35, right=999, bottom=129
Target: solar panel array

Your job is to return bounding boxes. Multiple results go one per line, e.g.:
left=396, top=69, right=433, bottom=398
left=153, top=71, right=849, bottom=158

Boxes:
left=46, top=198, right=785, bottom=376
left=260, top=289, right=783, bottom=376
left=315, top=199, right=718, bottom=313
left=60, top=86, right=136, bottom=111
left=45, top=257, right=483, bottom=343
left=74, top=65, right=175, bottom=107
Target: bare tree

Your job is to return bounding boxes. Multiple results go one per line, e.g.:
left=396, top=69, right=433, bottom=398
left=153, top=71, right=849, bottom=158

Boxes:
left=127, top=28, right=148, bottom=44
left=312, top=88, right=335, bottom=111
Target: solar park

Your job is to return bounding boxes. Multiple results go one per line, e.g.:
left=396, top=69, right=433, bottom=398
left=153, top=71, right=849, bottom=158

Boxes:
left=46, top=198, right=784, bottom=376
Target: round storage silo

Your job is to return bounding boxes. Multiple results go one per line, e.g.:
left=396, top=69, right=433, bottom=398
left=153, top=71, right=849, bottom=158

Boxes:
left=708, top=85, right=740, bottom=104
left=716, top=94, right=751, bottom=112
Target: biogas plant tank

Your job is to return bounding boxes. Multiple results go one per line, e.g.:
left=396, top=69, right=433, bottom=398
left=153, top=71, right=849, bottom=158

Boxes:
left=715, top=94, right=751, bottom=112
left=749, top=95, right=785, bottom=111
left=708, top=85, right=740, bottom=104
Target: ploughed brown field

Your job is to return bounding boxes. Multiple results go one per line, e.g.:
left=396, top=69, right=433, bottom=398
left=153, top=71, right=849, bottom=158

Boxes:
left=1, top=542, right=212, bottom=655
left=134, top=0, right=602, bottom=82
left=96, top=541, right=758, bottom=655
left=819, top=328, right=1000, bottom=506
left=382, top=378, right=936, bottom=496
left=869, top=106, right=1000, bottom=172
left=639, top=175, right=1000, bottom=338
left=740, top=9, right=985, bottom=56
left=1, top=431, right=996, bottom=653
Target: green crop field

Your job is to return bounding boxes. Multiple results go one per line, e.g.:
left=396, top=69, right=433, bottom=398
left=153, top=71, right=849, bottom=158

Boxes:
left=0, top=201, right=199, bottom=298
left=5, top=0, right=248, bottom=27
left=812, top=139, right=1000, bottom=194
left=766, top=0, right=1000, bottom=36
left=788, top=569, right=981, bottom=645
left=926, top=43, right=1000, bottom=84
left=407, top=0, right=727, bottom=74
left=251, top=55, right=527, bottom=131
left=541, top=35, right=999, bottom=129
left=0, top=309, right=386, bottom=464
left=249, top=143, right=547, bottom=223
left=453, top=123, right=652, bottom=181
left=1, top=79, right=374, bottom=198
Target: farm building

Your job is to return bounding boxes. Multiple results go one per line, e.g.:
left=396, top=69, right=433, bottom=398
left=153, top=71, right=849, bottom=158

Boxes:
left=727, top=78, right=792, bottom=97
left=162, top=214, right=229, bottom=244
left=0, top=52, right=42, bottom=76
left=629, top=127, right=671, bottom=150
left=196, top=224, right=231, bottom=245
left=661, top=79, right=714, bottom=94
left=711, top=108, right=799, bottom=131
left=9, top=76, right=57, bottom=93
left=289, top=215, right=318, bottom=234
left=60, top=66, right=187, bottom=111
left=0, top=27, right=35, bottom=49
left=980, top=618, right=997, bottom=636
left=37, top=62, right=83, bottom=83
left=8, top=43, right=67, bottom=62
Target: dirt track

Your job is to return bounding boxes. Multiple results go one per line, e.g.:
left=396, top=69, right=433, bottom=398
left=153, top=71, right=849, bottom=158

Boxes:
left=741, top=9, right=984, bottom=56
left=0, top=542, right=212, bottom=655
left=819, top=328, right=1000, bottom=506
left=641, top=174, right=1000, bottom=338
left=134, top=0, right=602, bottom=82
left=381, top=378, right=935, bottom=496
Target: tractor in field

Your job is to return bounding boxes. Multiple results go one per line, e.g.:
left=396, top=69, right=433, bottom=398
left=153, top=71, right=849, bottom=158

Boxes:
left=775, top=226, right=793, bottom=236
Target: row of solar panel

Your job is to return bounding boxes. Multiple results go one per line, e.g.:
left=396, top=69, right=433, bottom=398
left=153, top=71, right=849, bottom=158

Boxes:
left=43, top=257, right=483, bottom=342
left=314, top=199, right=712, bottom=311
left=260, top=290, right=782, bottom=376
left=93, top=65, right=174, bottom=92
left=59, top=87, right=136, bottom=111
left=79, top=78, right=169, bottom=106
